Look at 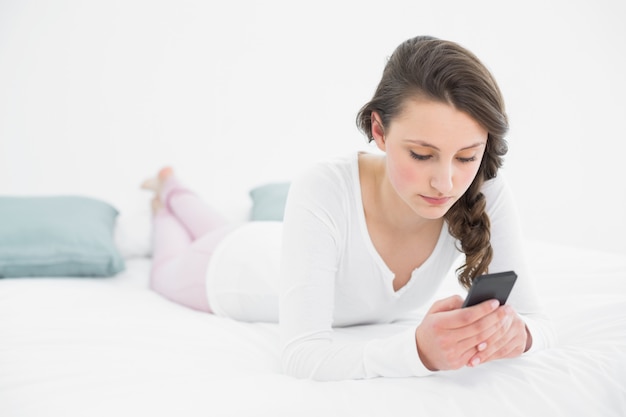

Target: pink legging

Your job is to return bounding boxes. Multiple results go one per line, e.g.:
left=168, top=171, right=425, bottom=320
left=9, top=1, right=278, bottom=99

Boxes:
left=149, top=177, right=233, bottom=312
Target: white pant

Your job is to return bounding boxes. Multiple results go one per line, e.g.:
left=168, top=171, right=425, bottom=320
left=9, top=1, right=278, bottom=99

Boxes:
left=206, top=222, right=283, bottom=323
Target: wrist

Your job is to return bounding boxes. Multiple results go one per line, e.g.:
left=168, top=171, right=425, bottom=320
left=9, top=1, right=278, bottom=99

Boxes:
left=524, top=325, right=533, bottom=352
left=415, top=327, right=438, bottom=371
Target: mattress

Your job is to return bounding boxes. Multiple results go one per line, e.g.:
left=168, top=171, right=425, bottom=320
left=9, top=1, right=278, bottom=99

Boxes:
left=1, top=240, right=625, bottom=417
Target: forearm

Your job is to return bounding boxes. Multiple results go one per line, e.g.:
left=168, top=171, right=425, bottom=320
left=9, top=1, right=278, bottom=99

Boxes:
left=281, top=327, right=434, bottom=381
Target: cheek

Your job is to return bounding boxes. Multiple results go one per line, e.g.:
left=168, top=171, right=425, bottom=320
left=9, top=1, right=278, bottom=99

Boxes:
left=387, top=155, right=420, bottom=191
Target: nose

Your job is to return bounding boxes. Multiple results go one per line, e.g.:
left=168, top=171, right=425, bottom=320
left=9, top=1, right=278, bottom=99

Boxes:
left=430, top=162, right=453, bottom=195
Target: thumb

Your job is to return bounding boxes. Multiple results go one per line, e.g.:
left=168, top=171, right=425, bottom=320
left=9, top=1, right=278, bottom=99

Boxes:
left=427, top=295, right=464, bottom=314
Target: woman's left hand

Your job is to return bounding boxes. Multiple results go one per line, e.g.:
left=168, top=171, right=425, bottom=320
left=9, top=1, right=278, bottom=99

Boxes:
left=467, top=305, right=532, bottom=368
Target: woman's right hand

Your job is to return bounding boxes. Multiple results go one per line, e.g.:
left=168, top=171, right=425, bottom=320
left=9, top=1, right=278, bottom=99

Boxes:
left=414, top=295, right=508, bottom=371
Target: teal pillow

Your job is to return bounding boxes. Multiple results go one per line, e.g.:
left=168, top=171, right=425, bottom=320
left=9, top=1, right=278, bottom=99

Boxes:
left=249, top=182, right=291, bottom=221
left=0, top=196, right=125, bottom=278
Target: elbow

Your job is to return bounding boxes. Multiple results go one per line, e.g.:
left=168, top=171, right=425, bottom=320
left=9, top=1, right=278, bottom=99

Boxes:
left=279, top=343, right=337, bottom=381
left=280, top=346, right=314, bottom=380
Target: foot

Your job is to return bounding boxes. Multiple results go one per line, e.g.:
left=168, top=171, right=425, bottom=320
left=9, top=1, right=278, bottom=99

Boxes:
left=141, top=166, right=174, bottom=192
left=141, top=166, right=174, bottom=214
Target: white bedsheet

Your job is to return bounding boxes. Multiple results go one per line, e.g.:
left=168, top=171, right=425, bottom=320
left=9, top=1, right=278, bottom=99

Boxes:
left=1, top=241, right=625, bottom=417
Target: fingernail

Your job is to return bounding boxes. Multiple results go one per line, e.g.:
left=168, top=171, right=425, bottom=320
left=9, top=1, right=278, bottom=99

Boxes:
left=477, top=342, right=487, bottom=351
left=471, top=357, right=481, bottom=367
left=491, top=300, right=500, bottom=309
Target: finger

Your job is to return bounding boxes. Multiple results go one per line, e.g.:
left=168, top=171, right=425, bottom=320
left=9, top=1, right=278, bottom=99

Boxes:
left=445, top=298, right=501, bottom=330
left=426, top=295, right=464, bottom=315
left=481, top=316, right=526, bottom=363
left=458, top=305, right=512, bottom=350
left=467, top=321, right=513, bottom=367
left=473, top=332, right=517, bottom=366
left=468, top=309, right=525, bottom=366
left=460, top=324, right=500, bottom=358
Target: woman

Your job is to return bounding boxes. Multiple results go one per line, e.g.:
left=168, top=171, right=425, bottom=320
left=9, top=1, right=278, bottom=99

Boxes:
left=142, top=35, right=554, bottom=381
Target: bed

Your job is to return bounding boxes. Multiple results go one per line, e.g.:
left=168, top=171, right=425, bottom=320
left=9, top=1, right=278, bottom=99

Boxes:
left=1, top=203, right=625, bottom=417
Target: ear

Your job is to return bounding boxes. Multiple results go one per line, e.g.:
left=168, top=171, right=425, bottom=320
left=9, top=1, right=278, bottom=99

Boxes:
left=371, top=111, right=387, bottom=152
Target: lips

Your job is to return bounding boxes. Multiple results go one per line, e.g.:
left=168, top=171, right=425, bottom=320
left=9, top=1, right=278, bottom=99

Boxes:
left=420, top=195, right=451, bottom=206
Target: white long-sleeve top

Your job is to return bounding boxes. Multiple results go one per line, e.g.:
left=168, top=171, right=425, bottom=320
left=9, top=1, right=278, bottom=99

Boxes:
left=278, top=152, right=554, bottom=380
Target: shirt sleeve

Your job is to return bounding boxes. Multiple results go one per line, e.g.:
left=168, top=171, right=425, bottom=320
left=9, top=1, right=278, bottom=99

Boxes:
left=278, top=163, right=433, bottom=380
left=482, top=174, right=557, bottom=353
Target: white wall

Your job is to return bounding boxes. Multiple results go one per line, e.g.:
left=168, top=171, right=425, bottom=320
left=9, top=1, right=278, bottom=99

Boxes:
left=1, top=0, right=625, bottom=255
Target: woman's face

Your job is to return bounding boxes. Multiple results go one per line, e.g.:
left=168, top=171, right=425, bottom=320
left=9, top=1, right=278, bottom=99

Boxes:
left=373, top=98, right=488, bottom=220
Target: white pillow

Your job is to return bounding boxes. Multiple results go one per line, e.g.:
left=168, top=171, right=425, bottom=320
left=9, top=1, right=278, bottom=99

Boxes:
left=114, top=208, right=152, bottom=259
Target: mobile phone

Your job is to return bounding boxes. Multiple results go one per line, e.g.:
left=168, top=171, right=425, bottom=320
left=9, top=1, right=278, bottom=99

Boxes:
left=462, top=271, right=517, bottom=308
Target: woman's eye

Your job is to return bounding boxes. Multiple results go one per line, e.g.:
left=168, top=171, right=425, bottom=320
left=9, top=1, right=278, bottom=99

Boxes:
left=410, top=151, right=431, bottom=161
left=457, top=156, right=477, bottom=163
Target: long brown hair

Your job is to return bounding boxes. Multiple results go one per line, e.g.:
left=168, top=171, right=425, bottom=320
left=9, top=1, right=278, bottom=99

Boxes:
left=356, top=36, right=509, bottom=289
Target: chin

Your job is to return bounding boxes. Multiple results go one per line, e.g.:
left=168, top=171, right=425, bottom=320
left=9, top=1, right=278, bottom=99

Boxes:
left=415, top=205, right=451, bottom=220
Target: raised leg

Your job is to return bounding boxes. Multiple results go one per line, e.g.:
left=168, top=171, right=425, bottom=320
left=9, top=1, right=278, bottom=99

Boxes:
left=143, top=168, right=233, bottom=312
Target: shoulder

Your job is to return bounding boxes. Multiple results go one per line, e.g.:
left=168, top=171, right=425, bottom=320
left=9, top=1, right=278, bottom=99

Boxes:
left=283, top=153, right=359, bottom=236
left=292, top=153, right=355, bottom=186
left=481, top=172, right=515, bottom=209
left=481, top=170, right=508, bottom=194
left=480, top=171, right=522, bottom=226
left=287, top=153, right=357, bottom=205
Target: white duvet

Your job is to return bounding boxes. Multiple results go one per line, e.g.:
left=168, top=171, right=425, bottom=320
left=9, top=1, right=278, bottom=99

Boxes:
left=1, top=241, right=625, bottom=417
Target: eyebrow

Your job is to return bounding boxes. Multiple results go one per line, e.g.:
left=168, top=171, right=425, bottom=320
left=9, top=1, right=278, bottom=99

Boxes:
left=403, top=139, right=486, bottom=152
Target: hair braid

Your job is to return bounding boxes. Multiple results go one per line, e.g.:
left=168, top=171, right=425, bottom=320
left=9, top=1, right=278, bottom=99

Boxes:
left=445, top=175, right=493, bottom=288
